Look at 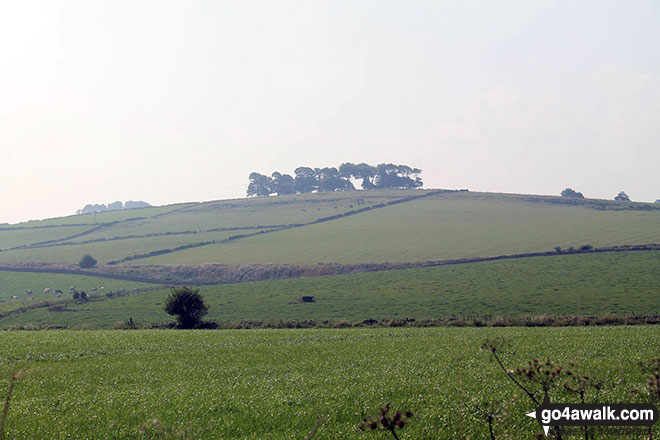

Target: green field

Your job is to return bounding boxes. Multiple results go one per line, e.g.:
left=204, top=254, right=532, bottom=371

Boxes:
left=5, top=203, right=195, bottom=228
left=136, top=194, right=660, bottom=265
left=0, top=271, right=157, bottom=314
left=3, top=251, right=659, bottom=329
left=1, top=190, right=658, bottom=267
left=0, top=190, right=658, bottom=439
left=0, top=226, right=94, bottom=251
left=0, top=230, right=243, bottom=265
left=0, top=326, right=657, bottom=439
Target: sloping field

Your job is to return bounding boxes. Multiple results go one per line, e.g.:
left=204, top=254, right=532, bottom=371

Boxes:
left=6, top=203, right=194, bottom=228
left=0, top=230, right=243, bottom=265
left=81, top=190, right=414, bottom=237
left=0, top=226, right=93, bottom=250
left=0, top=271, right=157, bottom=314
left=3, top=251, right=658, bottom=328
left=0, top=190, right=432, bottom=265
left=138, top=193, right=660, bottom=265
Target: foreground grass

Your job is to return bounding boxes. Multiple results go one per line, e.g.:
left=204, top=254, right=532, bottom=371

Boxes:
left=3, top=251, right=659, bottom=329
left=0, top=327, right=658, bottom=439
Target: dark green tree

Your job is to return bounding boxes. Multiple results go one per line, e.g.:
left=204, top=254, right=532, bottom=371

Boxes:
left=614, top=191, right=630, bottom=201
left=164, top=286, right=209, bottom=329
left=373, top=163, right=422, bottom=189
left=246, top=172, right=273, bottom=197
left=316, top=167, right=354, bottom=192
left=293, top=167, right=318, bottom=193
left=560, top=188, right=584, bottom=198
left=79, top=254, right=97, bottom=269
left=270, top=172, right=295, bottom=195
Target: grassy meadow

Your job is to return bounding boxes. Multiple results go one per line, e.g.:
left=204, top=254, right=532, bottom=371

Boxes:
left=2, top=251, right=659, bottom=329
left=0, top=271, right=157, bottom=314
left=0, top=326, right=658, bottom=439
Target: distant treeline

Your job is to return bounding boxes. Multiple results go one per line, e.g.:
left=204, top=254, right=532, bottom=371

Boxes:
left=247, top=162, right=423, bottom=197
left=76, top=200, right=151, bottom=215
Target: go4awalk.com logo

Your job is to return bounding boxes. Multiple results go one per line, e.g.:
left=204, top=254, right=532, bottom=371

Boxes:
left=526, top=397, right=658, bottom=437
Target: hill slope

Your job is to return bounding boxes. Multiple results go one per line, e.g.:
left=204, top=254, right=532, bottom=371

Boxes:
left=0, top=190, right=658, bottom=266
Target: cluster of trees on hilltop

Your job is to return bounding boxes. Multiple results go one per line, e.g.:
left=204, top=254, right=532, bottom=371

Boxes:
left=76, top=200, right=151, bottom=215
left=247, top=163, right=422, bottom=197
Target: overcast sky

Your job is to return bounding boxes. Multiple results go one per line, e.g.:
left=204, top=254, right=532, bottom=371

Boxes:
left=1, top=0, right=659, bottom=223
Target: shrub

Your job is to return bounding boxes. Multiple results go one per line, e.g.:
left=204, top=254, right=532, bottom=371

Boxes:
left=78, top=254, right=97, bottom=269
left=163, top=286, right=209, bottom=329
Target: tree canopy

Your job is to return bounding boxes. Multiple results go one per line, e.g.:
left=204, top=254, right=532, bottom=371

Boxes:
left=78, top=254, right=97, bottom=269
left=247, top=162, right=422, bottom=197
left=614, top=191, right=630, bottom=202
left=560, top=188, right=584, bottom=198
left=163, top=286, right=209, bottom=329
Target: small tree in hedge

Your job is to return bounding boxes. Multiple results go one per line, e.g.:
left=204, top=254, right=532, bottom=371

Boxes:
left=614, top=191, right=630, bottom=201
left=79, top=254, right=97, bottom=269
left=164, top=286, right=209, bottom=329
left=560, top=188, right=584, bottom=198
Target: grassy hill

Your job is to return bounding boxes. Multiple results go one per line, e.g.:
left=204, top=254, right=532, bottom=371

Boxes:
left=0, top=189, right=658, bottom=328
left=0, top=190, right=658, bottom=266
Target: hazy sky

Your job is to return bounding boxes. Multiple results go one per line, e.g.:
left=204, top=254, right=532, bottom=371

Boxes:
left=2, top=0, right=659, bottom=223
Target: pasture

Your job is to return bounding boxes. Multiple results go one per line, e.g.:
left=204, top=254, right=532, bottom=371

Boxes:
left=0, top=326, right=657, bottom=439
left=133, top=194, right=660, bottom=265
left=0, top=190, right=657, bottom=267
left=2, top=251, right=659, bottom=329
left=0, top=271, right=156, bottom=314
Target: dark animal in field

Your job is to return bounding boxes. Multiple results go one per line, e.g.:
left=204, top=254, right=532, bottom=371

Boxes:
left=54, top=289, right=63, bottom=294
left=24, top=290, right=32, bottom=295
left=301, top=296, right=316, bottom=303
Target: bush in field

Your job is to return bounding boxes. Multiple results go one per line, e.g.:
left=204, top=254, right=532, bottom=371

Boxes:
left=164, top=286, right=209, bottom=329
left=79, top=254, right=97, bottom=269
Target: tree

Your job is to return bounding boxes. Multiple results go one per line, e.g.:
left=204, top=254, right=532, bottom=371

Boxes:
left=560, top=188, right=584, bottom=198
left=164, top=286, right=209, bottom=329
left=316, top=167, right=354, bottom=192
left=270, top=172, right=295, bottom=195
left=373, top=163, right=423, bottom=189
left=79, top=254, right=97, bottom=269
left=293, top=167, right=318, bottom=193
left=107, top=201, right=123, bottom=210
left=247, top=172, right=273, bottom=197
left=614, top=191, right=630, bottom=202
